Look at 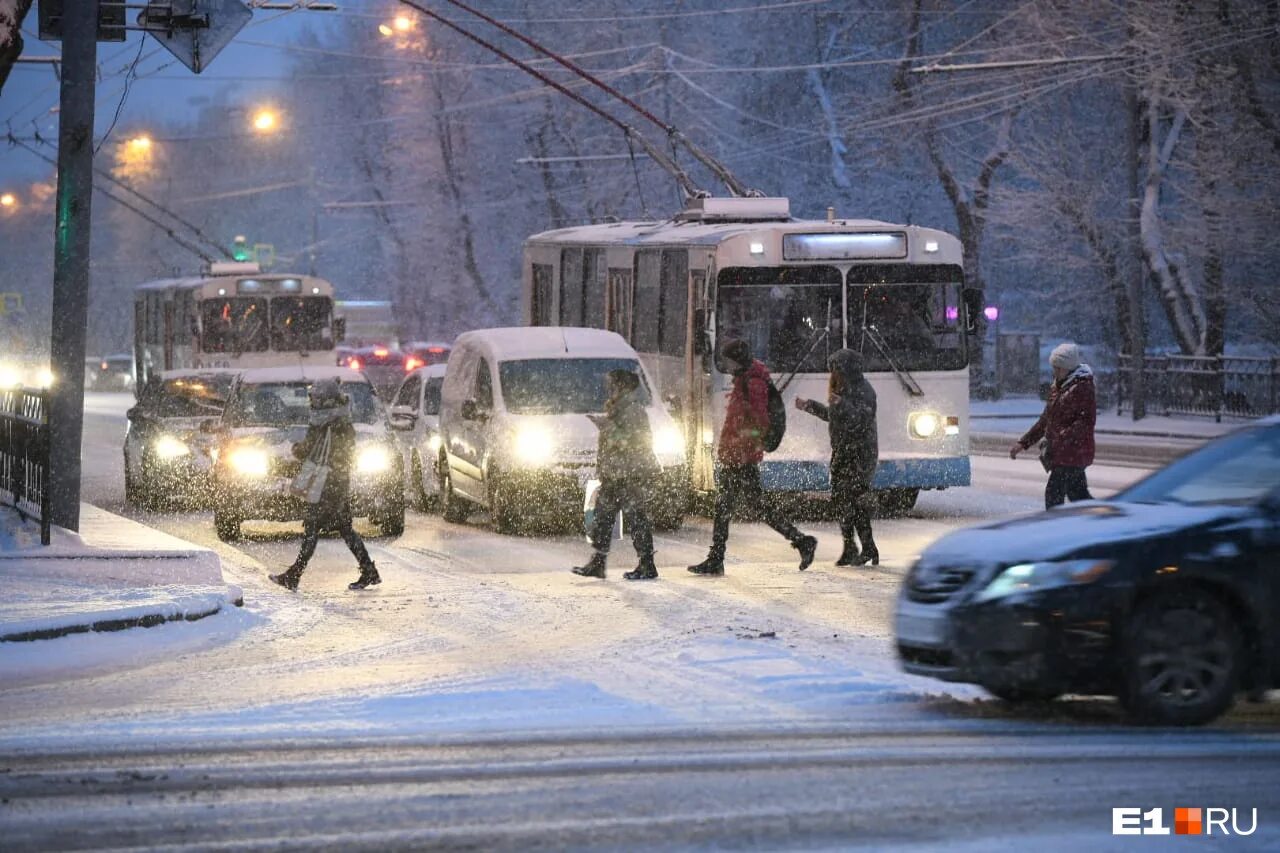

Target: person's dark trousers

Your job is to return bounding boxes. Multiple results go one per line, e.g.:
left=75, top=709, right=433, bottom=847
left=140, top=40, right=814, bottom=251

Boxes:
left=1045, top=465, right=1092, bottom=509
left=839, top=502, right=874, bottom=553
left=295, top=501, right=374, bottom=570
left=709, top=464, right=803, bottom=560
left=589, top=481, right=654, bottom=558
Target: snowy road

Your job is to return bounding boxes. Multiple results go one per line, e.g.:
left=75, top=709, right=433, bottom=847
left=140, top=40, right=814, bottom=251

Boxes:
left=2, top=394, right=1278, bottom=849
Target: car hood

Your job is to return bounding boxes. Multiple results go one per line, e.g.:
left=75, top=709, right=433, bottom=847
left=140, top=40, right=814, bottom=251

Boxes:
left=922, top=500, right=1256, bottom=565
left=226, top=423, right=389, bottom=456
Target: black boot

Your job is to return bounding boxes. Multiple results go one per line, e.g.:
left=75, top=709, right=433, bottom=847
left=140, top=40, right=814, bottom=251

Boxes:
left=687, top=554, right=725, bottom=576
left=851, top=541, right=879, bottom=566
left=270, top=565, right=303, bottom=591
left=624, top=555, right=658, bottom=581
left=349, top=564, right=382, bottom=590
left=835, top=541, right=860, bottom=567
left=794, top=535, right=818, bottom=571
left=572, top=551, right=607, bottom=579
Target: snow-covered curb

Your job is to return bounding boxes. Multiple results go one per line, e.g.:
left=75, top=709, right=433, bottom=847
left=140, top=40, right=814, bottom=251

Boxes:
left=0, top=582, right=241, bottom=642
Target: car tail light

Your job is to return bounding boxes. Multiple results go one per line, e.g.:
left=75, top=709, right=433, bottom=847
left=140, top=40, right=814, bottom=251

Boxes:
left=374, top=347, right=389, bottom=358
left=348, top=357, right=363, bottom=371
left=428, top=347, right=445, bottom=354
left=405, top=356, right=424, bottom=372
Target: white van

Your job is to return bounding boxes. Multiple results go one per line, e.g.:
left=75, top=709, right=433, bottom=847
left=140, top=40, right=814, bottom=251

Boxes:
left=437, top=327, right=689, bottom=533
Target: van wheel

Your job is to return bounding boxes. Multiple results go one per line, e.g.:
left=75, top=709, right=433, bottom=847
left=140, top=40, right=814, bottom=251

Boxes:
left=489, top=474, right=519, bottom=535
left=214, top=508, right=241, bottom=542
left=1120, top=589, right=1240, bottom=726
left=410, top=452, right=433, bottom=512
left=439, top=456, right=471, bottom=524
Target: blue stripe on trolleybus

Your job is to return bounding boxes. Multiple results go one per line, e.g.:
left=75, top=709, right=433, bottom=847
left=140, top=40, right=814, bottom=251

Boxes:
left=757, top=457, right=971, bottom=492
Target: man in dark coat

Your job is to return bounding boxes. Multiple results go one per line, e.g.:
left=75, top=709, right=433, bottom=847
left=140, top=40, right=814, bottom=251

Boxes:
left=796, top=349, right=880, bottom=566
left=1010, top=342, right=1097, bottom=509
left=573, top=369, right=660, bottom=581
left=270, top=378, right=380, bottom=591
left=688, top=338, right=817, bottom=576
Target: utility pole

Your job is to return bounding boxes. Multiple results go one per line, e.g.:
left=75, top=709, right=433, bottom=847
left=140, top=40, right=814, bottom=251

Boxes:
left=47, top=0, right=99, bottom=531
left=1125, top=82, right=1147, bottom=420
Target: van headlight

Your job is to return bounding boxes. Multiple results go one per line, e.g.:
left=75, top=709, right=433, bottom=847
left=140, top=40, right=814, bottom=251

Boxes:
left=908, top=412, right=941, bottom=439
left=653, top=425, right=685, bottom=460
left=0, top=364, right=20, bottom=388
left=227, top=446, right=270, bottom=478
left=515, top=425, right=554, bottom=466
left=975, top=560, right=1114, bottom=602
left=357, top=444, right=392, bottom=474
left=153, top=435, right=191, bottom=460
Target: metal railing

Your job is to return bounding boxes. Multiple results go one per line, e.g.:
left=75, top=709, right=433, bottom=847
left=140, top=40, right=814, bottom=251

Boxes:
left=1116, top=355, right=1280, bottom=421
left=0, top=387, right=51, bottom=545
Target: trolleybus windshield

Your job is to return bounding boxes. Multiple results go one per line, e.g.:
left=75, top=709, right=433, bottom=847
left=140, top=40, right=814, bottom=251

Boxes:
left=847, top=265, right=967, bottom=372
left=270, top=296, right=333, bottom=351
left=201, top=297, right=269, bottom=354
left=716, top=266, right=842, bottom=374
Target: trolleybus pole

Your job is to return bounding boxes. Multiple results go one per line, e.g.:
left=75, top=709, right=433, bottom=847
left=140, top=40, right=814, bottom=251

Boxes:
left=47, top=0, right=99, bottom=531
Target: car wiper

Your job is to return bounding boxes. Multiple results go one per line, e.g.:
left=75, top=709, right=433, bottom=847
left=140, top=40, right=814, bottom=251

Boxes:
left=861, top=323, right=923, bottom=397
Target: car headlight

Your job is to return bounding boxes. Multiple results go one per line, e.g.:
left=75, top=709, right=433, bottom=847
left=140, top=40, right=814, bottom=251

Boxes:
left=35, top=368, right=54, bottom=388
left=909, top=411, right=941, bottom=439
left=153, top=435, right=191, bottom=460
left=0, top=364, right=20, bottom=388
left=357, top=444, right=392, bottom=474
left=514, top=425, right=554, bottom=466
left=975, top=559, right=1114, bottom=602
left=226, top=446, right=270, bottom=478
left=427, top=434, right=442, bottom=453
left=653, top=425, right=685, bottom=459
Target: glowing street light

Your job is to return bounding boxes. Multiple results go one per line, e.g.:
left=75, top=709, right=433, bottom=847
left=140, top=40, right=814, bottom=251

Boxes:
left=393, top=14, right=413, bottom=31
left=127, top=135, right=152, bottom=153
left=252, top=109, right=278, bottom=133
left=378, top=23, right=394, bottom=36
left=0, top=193, right=16, bottom=208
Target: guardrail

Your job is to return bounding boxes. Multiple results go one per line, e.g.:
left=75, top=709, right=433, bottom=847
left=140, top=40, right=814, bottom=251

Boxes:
left=0, top=387, right=51, bottom=545
left=1116, top=355, right=1280, bottom=421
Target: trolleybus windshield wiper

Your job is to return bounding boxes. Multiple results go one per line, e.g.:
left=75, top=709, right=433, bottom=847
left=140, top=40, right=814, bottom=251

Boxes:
left=861, top=322, right=924, bottom=397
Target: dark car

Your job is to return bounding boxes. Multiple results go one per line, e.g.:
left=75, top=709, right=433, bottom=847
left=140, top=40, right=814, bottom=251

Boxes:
left=344, top=345, right=405, bottom=402
left=402, top=341, right=452, bottom=372
left=895, top=417, right=1280, bottom=725
left=124, top=370, right=235, bottom=508
left=86, top=354, right=135, bottom=392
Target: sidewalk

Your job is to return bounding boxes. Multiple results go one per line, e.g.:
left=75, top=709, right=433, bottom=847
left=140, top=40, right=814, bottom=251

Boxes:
left=0, top=504, right=241, bottom=643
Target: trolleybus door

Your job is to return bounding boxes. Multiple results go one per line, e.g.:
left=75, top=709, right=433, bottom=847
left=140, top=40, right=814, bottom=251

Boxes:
left=686, top=258, right=716, bottom=492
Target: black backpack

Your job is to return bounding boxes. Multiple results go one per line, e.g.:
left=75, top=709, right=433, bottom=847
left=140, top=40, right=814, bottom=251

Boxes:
left=763, top=378, right=786, bottom=452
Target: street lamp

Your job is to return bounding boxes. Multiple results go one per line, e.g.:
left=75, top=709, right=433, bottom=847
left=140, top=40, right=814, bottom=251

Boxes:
left=393, top=14, right=413, bottom=31
left=0, top=192, right=16, bottom=209
left=378, top=23, right=394, bottom=36
left=252, top=109, right=278, bottom=133
left=127, top=135, right=152, bottom=153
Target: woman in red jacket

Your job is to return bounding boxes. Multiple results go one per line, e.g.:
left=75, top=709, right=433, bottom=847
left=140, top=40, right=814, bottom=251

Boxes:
left=1010, top=342, right=1098, bottom=509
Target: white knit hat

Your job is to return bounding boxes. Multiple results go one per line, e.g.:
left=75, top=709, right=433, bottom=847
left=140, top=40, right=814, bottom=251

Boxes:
left=1049, top=342, right=1082, bottom=371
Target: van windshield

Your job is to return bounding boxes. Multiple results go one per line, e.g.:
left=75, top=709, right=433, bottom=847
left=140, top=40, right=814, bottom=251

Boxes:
left=498, top=358, right=650, bottom=414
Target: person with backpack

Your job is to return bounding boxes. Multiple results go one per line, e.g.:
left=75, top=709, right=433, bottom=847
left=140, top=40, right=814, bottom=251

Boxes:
left=689, top=338, right=817, bottom=576
left=795, top=349, right=880, bottom=566
left=270, top=378, right=380, bottom=592
left=1010, top=342, right=1097, bottom=509
left=572, top=369, right=660, bottom=581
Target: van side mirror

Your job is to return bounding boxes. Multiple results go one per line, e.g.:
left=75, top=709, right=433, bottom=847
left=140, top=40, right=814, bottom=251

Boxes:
left=126, top=405, right=141, bottom=421
left=461, top=398, right=487, bottom=421
left=693, top=307, right=711, bottom=356
left=389, top=405, right=417, bottom=430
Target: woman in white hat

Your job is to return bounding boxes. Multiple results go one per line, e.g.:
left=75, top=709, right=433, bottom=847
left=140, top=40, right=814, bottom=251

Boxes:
left=1009, top=342, right=1098, bottom=509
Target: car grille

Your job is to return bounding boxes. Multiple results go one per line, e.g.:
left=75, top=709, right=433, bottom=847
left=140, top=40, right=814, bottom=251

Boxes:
left=906, top=564, right=977, bottom=604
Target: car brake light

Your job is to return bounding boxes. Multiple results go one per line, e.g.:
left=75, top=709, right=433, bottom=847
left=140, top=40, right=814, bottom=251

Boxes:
left=374, top=347, right=389, bottom=358
left=348, top=357, right=363, bottom=370
left=405, top=356, right=424, bottom=372
left=427, top=347, right=444, bottom=354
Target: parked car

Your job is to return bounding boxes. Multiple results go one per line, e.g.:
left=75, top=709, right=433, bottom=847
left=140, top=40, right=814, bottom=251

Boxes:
left=209, top=366, right=404, bottom=541
left=86, top=354, right=135, bottom=392
left=344, top=345, right=405, bottom=401
left=895, top=417, right=1280, bottom=725
left=388, top=363, right=447, bottom=510
left=402, top=341, right=452, bottom=372
left=437, top=327, right=689, bottom=534
left=123, top=369, right=235, bottom=508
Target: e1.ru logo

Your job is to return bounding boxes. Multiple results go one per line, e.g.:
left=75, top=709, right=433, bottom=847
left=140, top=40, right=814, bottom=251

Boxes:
left=1113, top=807, right=1258, bottom=836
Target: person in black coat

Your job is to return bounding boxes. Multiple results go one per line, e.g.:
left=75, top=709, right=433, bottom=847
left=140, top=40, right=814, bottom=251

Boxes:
left=796, top=349, right=880, bottom=566
left=270, top=379, right=380, bottom=591
left=573, top=369, right=660, bottom=581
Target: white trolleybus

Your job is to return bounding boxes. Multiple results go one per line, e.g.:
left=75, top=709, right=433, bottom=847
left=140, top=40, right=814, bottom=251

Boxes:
left=134, top=263, right=342, bottom=389
left=522, top=197, right=980, bottom=513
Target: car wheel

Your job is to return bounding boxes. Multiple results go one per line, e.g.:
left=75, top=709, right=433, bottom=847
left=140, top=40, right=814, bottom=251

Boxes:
left=439, top=456, right=471, bottom=524
left=877, top=488, right=919, bottom=517
left=983, top=685, right=1062, bottom=704
left=1120, top=589, right=1241, bottom=726
left=124, top=462, right=148, bottom=509
left=380, top=498, right=405, bottom=537
left=214, top=507, right=241, bottom=542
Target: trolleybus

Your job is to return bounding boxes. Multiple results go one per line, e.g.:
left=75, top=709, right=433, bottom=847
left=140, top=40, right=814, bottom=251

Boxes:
left=522, top=197, right=981, bottom=512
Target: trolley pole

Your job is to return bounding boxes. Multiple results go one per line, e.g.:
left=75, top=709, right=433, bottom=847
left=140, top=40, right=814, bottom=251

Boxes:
left=48, top=0, right=99, bottom=531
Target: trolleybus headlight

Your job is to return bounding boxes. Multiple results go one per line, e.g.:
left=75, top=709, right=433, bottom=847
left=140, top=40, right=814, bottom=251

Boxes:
left=427, top=434, right=443, bottom=453
left=653, top=425, right=685, bottom=459
left=514, top=425, right=554, bottom=466
left=227, top=446, right=270, bottom=478
left=356, top=444, right=392, bottom=474
left=153, top=435, right=191, bottom=460
left=909, top=412, right=941, bottom=439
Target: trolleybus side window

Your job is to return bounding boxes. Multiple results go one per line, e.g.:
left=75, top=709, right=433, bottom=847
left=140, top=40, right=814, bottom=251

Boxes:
left=560, top=249, right=584, bottom=326
left=606, top=268, right=633, bottom=340
left=531, top=263, right=553, bottom=326
left=584, top=249, right=605, bottom=329
left=145, top=292, right=163, bottom=345
left=201, top=296, right=269, bottom=353
left=633, top=250, right=661, bottom=352
left=659, top=250, right=688, bottom=357
left=716, top=266, right=842, bottom=374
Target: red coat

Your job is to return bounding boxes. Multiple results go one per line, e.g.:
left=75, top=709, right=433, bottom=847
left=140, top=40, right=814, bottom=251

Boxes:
left=1019, top=368, right=1097, bottom=468
left=718, top=359, right=771, bottom=466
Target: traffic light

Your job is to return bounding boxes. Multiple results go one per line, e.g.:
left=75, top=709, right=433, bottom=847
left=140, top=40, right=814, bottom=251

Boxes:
left=231, top=235, right=251, bottom=262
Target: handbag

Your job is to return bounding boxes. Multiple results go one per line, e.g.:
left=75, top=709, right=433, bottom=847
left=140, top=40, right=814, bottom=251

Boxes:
left=1038, top=439, right=1053, bottom=473
left=290, top=428, right=332, bottom=504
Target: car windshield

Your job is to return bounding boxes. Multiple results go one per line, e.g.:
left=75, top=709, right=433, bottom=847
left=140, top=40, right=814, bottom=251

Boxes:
left=201, top=297, right=269, bottom=354
left=226, top=380, right=383, bottom=426
left=1118, top=424, right=1280, bottom=506
left=270, top=296, right=333, bottom=352
left=499, top=358, right=650, bottom=414
left=141, top=375, right=232, bottom=418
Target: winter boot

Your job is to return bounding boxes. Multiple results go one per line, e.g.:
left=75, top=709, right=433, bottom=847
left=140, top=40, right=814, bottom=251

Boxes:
left=269, top=565, right=304, bottom=591
left=794, top=535, right=818, bottom=571
left=624, top=555, right=658, bottom=581
left=851, top=540, right=879, bottom=567
left=349, top=564, right=382, bottom=590
left=572, top=551, right=608, bottom=579
left=835, top=541, right=861, bottom=567
left=687, top=554, right=725, bottom=576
